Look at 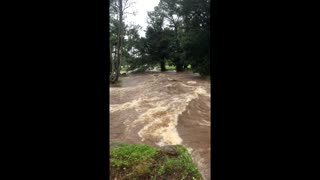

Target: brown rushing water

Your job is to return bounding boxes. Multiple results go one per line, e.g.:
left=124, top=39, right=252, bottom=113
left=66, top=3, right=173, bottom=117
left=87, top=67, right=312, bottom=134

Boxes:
left=110, top=71, right=211, bottom=180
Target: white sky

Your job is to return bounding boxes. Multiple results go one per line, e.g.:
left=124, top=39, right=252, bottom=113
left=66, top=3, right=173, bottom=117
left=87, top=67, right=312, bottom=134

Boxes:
left=124, top=0, right=160, bottom=37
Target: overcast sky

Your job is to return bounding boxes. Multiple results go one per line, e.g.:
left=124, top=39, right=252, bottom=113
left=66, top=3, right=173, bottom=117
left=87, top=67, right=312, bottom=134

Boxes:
left=124, top=0, right=160, bottom=37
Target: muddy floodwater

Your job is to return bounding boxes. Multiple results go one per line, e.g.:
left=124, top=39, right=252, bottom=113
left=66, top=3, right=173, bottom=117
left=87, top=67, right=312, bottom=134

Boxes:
left=110, top=71, right=211, bottom=180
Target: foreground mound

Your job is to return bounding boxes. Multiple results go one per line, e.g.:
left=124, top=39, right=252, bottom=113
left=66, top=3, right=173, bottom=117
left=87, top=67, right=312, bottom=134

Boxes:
left=110, top=143, right=203, bottom=180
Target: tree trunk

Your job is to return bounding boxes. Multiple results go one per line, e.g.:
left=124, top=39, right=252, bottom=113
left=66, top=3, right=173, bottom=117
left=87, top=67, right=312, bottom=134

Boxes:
left=160, top=61, right=166, bottom=72
left=110, top=46, right=112, bottom=75
left=173, top=24, right=183, bottom=72
left=110, top=46, right=117, bottom=83
left=183, top=65, right=187, bottom=69
left=114, top=0, right=123, bottom=82
left=176, top=62, right=183, bottom=72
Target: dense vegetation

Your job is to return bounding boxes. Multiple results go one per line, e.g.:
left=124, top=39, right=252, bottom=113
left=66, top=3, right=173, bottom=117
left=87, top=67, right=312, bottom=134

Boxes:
left=110, top=143, right=203, bottom=179
left=109, top=0, right=210, bottom=81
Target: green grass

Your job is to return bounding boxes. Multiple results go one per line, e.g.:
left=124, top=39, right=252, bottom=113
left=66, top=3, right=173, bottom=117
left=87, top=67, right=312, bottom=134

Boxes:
left=165, top=64, right=192, bottom=71
left=165, top=65, right=176, bottom=70
left=121, top=67, right=128, bottom=72
left=110, top=143, right=203, bottom=180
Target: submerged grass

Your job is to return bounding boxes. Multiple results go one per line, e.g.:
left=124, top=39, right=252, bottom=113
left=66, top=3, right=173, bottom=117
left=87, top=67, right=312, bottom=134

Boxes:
left=110, top=143, right=203, bottom=180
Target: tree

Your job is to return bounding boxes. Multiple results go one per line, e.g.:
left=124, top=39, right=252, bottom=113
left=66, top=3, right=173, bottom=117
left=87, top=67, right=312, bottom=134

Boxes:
left=109, top=0, right=136, bottom=83
left=179, top=0, right=210, bottom=76
left=144, top=8, right=167, bottom=71
left=159, top=0, right=185, bottom=72
left=122, top=24, right=142, bottom=68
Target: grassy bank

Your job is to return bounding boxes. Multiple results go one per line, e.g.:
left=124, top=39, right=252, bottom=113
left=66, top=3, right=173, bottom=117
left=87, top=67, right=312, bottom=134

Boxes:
left=110, top=143, right=203, bottom=180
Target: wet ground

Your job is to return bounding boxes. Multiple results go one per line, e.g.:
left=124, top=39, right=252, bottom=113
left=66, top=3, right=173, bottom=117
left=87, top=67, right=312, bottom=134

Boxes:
left=110, top=71, right=211, bottom=179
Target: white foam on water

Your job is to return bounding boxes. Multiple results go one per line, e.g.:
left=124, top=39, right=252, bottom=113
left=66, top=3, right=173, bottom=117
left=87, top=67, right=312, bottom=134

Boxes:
left=187, top=147, right=193, bottom=154
left=135, top=83, right=211, bottom=146
left=187, top=81, right=197, bottom=84
left=111, top=76, right=211, bottom=148
left=109, top=98, right=142, bottom=113
left=197, top=119, right=211, bottom=126
left=110, top=96, right=161, bottom=113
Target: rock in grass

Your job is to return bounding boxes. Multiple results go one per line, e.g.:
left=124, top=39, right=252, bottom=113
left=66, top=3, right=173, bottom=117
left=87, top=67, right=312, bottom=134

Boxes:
left=160, top=145, right=179, bottom=156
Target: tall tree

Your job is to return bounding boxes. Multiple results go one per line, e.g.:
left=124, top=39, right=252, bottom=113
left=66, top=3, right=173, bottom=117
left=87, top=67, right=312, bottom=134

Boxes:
left=109, top=0, right=136, bottom=83
left=145, top=7, right=168, bottom=71
left=159, top=0, right=185, bottom=72
left=122, top=24, right=141, bottom=68
left=179, top=0, right=210, bottom=76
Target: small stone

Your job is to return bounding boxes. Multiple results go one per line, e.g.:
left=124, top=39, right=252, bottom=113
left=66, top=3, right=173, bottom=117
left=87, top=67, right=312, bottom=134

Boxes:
left=160, top=145, right=179, bottom=156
